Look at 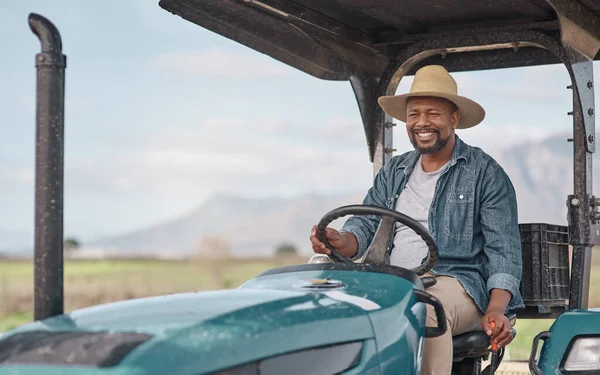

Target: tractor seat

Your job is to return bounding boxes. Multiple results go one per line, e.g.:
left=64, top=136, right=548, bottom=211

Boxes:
left=452, top=331, right=494, bottom=360
left=452, top=316, right=517, bottom=361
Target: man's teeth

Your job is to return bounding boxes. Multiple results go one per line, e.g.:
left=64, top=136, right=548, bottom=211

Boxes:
left=417, top=132, right=434, bottom=137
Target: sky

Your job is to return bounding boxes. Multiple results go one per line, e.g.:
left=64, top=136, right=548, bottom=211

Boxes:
left=0, top=1, right=599, bottom=247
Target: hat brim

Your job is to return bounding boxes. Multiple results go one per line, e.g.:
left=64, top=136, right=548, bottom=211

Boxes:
left=377, top=92, right=485, bottom=129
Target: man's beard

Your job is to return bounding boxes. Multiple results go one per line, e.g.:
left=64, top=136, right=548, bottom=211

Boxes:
left=410, top=130, right=451, bottom=154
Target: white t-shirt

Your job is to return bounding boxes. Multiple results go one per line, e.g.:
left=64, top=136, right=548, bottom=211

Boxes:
left=390, top=156, right=448, bottom=269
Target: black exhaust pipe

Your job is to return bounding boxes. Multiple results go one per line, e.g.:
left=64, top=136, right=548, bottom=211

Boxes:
left=28, top=13, right=66, bottom=321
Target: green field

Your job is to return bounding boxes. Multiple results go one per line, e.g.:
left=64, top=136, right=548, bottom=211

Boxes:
left=0, top=257, right=300, bottom=331
left=1, top=254, right=599, bottom=363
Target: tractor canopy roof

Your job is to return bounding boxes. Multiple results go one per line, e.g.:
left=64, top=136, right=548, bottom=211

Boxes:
left=157, top=0, right=600, bottom=79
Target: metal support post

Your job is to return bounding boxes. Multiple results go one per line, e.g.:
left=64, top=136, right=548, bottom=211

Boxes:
left=348, top=69, right=395, bottom=176
left=565, top=45, right=595, bottom=310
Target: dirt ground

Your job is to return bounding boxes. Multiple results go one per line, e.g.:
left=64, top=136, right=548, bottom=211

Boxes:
left=494, top=361, right=530, bottom=375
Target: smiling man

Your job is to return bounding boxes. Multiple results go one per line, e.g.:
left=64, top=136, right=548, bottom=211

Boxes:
left=309, top=65, right=524, bottom=374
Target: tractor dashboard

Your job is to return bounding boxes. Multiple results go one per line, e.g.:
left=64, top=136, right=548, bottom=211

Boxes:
left=258, top=262, right=424, bottom=289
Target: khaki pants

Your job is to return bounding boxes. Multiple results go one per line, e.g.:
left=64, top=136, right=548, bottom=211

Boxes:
left=420, top=274, right=484, bottom=375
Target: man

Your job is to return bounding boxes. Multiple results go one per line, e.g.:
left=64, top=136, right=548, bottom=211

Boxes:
left=309, top=65, right=524, bottom=374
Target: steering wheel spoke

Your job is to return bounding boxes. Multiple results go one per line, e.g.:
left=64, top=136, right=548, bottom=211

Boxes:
left=363, top=215, right=395, bottom=265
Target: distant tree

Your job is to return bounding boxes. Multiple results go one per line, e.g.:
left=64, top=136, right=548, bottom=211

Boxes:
left=64, top=237, right=80, bottom=252
left=275, top=243, right=297, bottom=257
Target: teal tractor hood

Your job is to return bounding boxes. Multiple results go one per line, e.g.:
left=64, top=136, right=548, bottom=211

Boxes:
left=0, top=264, right=429, bottom=375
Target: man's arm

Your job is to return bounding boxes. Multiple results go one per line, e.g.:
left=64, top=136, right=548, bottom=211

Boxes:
left=339, top=162, right=392, bottom=260
left=337, top=232, right=360, bottom=258
left=479, top=163, right=522, bottom=346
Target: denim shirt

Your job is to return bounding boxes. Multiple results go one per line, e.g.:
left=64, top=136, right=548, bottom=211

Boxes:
left=341, top=135, right=524, bottom=314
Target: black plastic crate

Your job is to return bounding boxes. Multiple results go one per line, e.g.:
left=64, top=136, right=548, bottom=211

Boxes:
left=518, top=223, right=569, bottom=307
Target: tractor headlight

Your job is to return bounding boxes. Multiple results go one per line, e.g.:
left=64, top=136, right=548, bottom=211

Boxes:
left=562, top=336, right=600, bottom=372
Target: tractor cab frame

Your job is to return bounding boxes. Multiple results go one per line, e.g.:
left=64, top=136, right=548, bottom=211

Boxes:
left=25, top=1, right=599, bottom=374
left=153, top=0, right=600, bottom=317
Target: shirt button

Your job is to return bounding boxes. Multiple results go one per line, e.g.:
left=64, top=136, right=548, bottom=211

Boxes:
left=459, top=194, right=464, bottom=199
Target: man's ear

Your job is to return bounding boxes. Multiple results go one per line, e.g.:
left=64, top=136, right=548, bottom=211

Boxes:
left=451, top=110, right=460, bottom=129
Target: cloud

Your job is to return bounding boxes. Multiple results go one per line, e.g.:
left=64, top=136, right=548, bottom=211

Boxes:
left=144, top=148, right=273, bottom=173
left=195, top=115, right=286, bottom=133
left=317, top=114, right=367, bottom=147
left=2, top=106, right=570, bottom=202
left=142, top=115, right=289, bottom=153
left=75, top=111, right=565, bottom=198
left=497, top=64, right=571, bottom=102
left=0, top=165, right=33, bottom=185
left=152, top=48, right=296, bottom=80
left=67, top=144, right=369, bottom=197
left=455, top=123, right=559, bottom=149
left=47, top=113, right=373, bottom=196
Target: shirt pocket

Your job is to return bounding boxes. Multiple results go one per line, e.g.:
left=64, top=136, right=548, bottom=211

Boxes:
left=443, top=187, right=474, bottom=240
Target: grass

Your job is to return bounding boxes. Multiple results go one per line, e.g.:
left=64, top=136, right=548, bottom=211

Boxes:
left=0, top=312, right=31, bottom=332
left=0, top=256, right=301, bottom=331
left=1, top=253, right=598, bottom=362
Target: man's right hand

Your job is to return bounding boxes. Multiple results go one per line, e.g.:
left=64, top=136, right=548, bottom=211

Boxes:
left=310, top=225, right=344, bottom=254
left=309, top=225, right=358, bottom=258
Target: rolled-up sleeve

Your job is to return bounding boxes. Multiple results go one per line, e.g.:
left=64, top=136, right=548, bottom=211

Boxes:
left=340, top=162, right=391, bottom=259
left=479, top=163, right=523, bottom=300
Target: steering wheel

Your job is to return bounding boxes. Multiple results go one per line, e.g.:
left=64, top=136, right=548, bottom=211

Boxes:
left=315, top=204, right=438, bottom=276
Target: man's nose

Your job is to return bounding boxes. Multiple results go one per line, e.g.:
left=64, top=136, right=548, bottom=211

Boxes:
left=415, top=113, right=430, bottom=126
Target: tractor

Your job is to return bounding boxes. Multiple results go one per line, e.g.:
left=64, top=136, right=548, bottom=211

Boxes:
left=1, top=1, right=599, bottom=374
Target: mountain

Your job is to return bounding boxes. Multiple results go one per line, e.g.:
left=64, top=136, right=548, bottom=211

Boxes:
left=493, top=133, right=578, bottom=225
left=218, top=193, right=365, bottom=256
left=89, top=192, right=364, bottom=257
left=89, top=193, right=291, bottom=253
left=83, top=133, right=600, bottom=257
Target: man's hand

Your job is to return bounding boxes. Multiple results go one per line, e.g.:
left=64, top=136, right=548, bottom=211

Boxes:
left=482, top=288, right=514, bottom=348
left=310, top=226, right=344, bottom=254
left=481, top=311, right=513, bottom=348
left=309, top=226, right=358, bottom=258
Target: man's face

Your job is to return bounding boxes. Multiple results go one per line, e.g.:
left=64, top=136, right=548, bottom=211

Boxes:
left=406, top=96, right=459, bottom=154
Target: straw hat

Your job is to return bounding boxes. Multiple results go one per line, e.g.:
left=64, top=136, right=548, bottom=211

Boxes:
left=378, top=65, right=485, bottom=129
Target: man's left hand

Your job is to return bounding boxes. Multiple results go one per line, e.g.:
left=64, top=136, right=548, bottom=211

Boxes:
left=481, top=311, right=513, bottom=348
